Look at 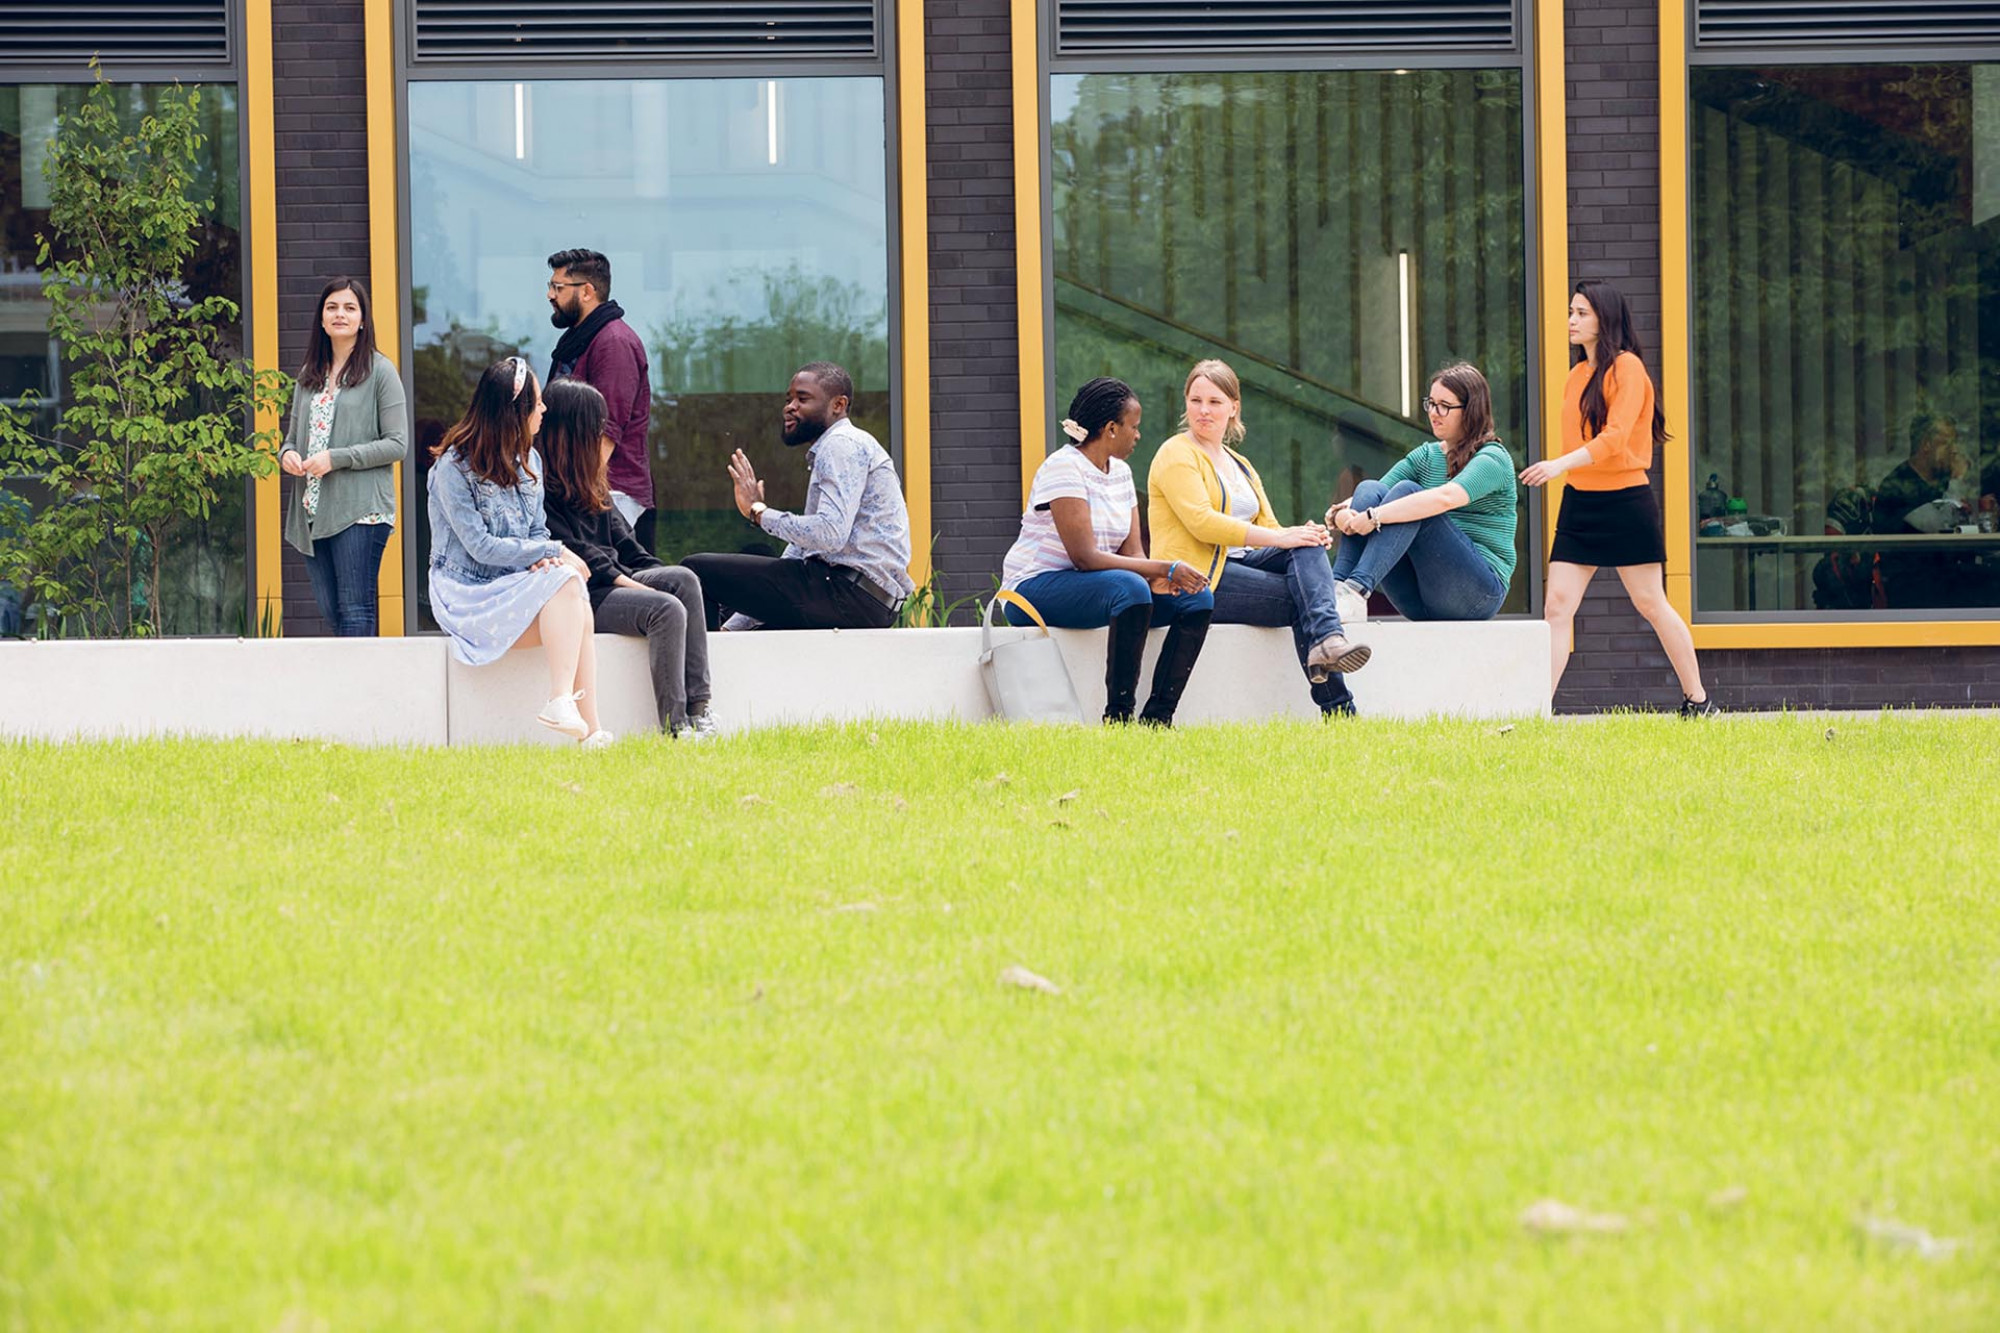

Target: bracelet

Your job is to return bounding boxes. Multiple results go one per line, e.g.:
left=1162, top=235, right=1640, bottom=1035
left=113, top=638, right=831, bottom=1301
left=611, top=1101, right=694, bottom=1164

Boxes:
left=1167, top=561, right=1179, bottom=583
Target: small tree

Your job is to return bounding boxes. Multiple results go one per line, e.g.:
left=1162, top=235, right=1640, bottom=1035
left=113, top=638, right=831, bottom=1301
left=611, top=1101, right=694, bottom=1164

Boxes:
left=0, top=70, right=287, bottom=637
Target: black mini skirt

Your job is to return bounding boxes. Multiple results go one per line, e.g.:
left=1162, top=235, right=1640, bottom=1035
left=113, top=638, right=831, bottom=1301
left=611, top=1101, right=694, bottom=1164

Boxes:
left=1550, top=483, right=1668, bottom=567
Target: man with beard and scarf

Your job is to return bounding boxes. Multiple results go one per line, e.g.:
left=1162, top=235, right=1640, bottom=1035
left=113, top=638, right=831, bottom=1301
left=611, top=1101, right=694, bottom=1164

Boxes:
left=680, top=362, right=914, bottom=631
left=545, top=248, right=656, bottom=549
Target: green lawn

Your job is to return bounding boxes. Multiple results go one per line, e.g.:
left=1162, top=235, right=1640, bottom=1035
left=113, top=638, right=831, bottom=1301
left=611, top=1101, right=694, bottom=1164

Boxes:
left=2, top=716, right=1997, bottom=1330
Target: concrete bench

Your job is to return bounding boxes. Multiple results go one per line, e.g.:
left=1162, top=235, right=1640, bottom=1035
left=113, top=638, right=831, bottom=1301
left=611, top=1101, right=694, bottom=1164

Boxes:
left=2, top=619, right=1549, bottom=746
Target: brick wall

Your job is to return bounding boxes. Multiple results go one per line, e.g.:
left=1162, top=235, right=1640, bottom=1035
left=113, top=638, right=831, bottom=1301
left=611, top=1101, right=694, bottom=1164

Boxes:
left=271, top=0, right=372, bottom=636
left=1557, top=2, right=2000, bottom=711
left=924, top=0, right=1025, bottom=606
left=1556, top=0, right=1676, bottom=712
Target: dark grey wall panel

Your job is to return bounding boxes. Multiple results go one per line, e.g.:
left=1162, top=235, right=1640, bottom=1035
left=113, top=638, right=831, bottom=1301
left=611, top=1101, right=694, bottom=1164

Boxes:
left=925, top=0, right=1028, bottom=606
left=272, top=0, right=373, bottom=636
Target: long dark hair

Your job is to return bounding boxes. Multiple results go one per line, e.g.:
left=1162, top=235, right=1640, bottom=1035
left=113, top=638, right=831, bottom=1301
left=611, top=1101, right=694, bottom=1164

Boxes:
left=1428, top=361, right=1500, bottom=476
left=432, top=356, right=541, bottom=489
left=1571, top=281, right=1668, bottom=447
left=539, top=378, right=612, bottom=514
left=297, top=276, right=378, bottom=390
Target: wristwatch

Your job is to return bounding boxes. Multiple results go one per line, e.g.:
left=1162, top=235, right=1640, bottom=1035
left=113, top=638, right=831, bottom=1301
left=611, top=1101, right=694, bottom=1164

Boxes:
left=749, top=501, right=768, bottom=527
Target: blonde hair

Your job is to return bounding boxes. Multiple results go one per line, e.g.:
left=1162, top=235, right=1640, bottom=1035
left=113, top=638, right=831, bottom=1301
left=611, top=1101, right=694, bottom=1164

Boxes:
left=1180, top=358, right=1246, bottom=448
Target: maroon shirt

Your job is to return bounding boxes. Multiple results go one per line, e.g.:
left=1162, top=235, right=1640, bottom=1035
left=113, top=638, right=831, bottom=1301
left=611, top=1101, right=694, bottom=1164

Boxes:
left=568, top=316, right=654, bottom=509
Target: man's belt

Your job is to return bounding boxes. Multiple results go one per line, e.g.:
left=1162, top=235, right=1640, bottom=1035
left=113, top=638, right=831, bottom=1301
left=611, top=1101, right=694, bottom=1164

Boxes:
left=808, top=557, right=901, bottom=609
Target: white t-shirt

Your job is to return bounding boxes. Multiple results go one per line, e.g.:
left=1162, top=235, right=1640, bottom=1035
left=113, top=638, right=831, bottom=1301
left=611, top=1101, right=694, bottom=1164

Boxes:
left=1000, top=446, right=1138, bottom=589
left=1219, top=451, right=1261, bottom=557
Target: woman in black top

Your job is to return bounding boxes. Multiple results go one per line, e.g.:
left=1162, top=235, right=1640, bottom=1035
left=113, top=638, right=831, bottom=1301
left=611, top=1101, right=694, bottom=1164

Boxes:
left=539, top=378, right=717, bottom=738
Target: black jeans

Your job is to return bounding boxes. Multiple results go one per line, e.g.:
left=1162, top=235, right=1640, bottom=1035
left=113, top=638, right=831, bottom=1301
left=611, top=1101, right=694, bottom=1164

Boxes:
left=595, top=565, right=711, bottom=732
left=301, top=521, right=391, bottom=636
left=681, top=553, right=895, bottom=631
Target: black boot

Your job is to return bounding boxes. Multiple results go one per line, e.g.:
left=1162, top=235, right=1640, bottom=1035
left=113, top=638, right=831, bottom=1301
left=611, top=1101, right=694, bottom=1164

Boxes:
left=1139, top=609, right=1212, bottom=728
left=1102, top=603, right=1152, bottom=724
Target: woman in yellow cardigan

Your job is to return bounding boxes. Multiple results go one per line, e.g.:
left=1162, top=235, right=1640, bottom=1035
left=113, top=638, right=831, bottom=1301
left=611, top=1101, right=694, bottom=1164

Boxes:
left=1148, top=359, right=1370, bottom=717
left=1519, top=281, right=1715, bottom=715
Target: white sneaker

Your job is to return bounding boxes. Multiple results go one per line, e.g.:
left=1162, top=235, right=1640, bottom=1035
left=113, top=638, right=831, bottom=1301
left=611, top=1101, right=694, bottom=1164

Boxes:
left=536, top=690, right=589, bottom=740
left=1334, top=578, right=1369, bottom=628
left=580, top=729, right=616, bottom=750
left=682, top=708, right=721, bottom=741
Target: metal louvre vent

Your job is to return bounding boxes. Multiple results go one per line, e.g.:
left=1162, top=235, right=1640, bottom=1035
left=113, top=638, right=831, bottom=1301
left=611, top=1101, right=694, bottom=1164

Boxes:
left=413, top=1, right=879, bottom=63
left=1696, top=1, right=2000, bottom=48
left=0, top=1, right=232, bottom=66
left=1055, top=1, right=1518, bottom=55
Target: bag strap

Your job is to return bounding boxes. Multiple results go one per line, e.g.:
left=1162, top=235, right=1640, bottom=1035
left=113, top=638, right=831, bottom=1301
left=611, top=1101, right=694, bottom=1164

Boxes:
left=981, top=589, right=1052, bottom=656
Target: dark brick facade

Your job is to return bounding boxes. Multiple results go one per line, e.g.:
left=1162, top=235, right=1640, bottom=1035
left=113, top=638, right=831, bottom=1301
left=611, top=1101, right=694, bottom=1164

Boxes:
left=924, top=0, right=1024, bottom=605
left=236, top=0, right=2000, bottom=696
left=1556, top=0, right=1675, bottom=713
left=271, top=0, right=372, bottom=636
left=1557, top=1, right=2000, bottom=711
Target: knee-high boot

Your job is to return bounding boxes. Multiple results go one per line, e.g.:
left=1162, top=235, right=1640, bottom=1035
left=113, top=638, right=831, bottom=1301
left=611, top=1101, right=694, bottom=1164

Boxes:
left=1102, top=602, right=1152, bottom=724
left=1138, top=608, right=1212, bottom=728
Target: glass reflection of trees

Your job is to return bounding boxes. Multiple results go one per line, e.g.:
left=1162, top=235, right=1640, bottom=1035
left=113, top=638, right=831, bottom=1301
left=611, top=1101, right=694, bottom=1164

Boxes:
left=1692, top=64, right=2000, bottom=614
left=0, top=83, right=247, bottom=636
left=1051, top=69, right=1531, bottom=611
left=405, top=77, right=891, bottom=629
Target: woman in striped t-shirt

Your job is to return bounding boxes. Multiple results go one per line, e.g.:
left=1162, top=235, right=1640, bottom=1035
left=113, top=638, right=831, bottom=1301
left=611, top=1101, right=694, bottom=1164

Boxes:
left=1325, top=361, right=1519, bottom=624
left=1000, top=378, right=1212, bottom=725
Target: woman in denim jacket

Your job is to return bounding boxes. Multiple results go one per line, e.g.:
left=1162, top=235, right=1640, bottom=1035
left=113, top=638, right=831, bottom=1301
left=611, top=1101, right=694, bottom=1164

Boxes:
left=427, top=357, right=609, bottom=746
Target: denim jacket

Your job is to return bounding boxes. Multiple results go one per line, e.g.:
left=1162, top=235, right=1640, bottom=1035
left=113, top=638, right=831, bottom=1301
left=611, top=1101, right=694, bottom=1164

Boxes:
left=426, top=446, right=563, bottom=584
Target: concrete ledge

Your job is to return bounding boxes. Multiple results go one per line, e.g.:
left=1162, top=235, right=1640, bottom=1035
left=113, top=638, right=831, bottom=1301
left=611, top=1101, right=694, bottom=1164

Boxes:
left=0, top=637, right=451, bottom=745
left=1, top=619, right=1550, bottom=747
left=445, top=619, right=1548, bottom=743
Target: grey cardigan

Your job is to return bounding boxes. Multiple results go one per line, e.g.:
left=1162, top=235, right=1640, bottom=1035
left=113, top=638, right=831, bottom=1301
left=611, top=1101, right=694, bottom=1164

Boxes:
left=282, top=351, right=408, bottom=556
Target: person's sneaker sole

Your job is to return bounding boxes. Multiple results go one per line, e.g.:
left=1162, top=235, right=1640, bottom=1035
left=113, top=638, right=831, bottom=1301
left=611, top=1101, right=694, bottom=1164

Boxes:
left=1307, top=640, right=1372, bottom=683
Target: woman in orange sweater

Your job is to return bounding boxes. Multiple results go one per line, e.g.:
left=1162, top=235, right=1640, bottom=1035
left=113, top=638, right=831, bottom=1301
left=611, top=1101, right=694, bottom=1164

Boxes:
left=1519, top=281, right=1715, bottom=715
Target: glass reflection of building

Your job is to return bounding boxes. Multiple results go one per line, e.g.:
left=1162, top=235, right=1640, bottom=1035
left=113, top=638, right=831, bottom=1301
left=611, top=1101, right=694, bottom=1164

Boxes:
left=1050, top=70, right=1533, bottom=613
left=406, top=77, right=891, bottom=628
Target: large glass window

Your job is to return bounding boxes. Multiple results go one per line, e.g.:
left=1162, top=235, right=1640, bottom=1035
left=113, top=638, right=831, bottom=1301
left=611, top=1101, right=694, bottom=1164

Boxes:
left=0, top=83, right=245, bottom=636
left=1050, top=69, right=1532, bottom=611
left=1693, top=64, right=2000, bottom=616
left=407, top=76, right=891, bottom=628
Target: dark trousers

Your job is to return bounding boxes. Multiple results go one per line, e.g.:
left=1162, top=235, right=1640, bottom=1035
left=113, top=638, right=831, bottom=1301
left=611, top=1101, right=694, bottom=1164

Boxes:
left=681, top=553, right=894, bottom=631
left=595, top=565, right=710, bottom=732
left=301, top=521, right=391, bottom=636
left=633, top=508, right=657, bottom=555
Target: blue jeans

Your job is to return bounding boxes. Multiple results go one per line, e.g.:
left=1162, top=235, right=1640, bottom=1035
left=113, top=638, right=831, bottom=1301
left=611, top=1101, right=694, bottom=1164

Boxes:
left=1005, top=568, right=1213, bottom=628
left=1209, top=544, right=1353, bottom=713
left=301, top=521, right=392, bottom=636
left=1332, top=480, right=1507, bottom=621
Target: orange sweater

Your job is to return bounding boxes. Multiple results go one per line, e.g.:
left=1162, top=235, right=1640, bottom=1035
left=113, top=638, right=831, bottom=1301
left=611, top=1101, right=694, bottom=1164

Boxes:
left=1560, top=351, right=1655, bottom=491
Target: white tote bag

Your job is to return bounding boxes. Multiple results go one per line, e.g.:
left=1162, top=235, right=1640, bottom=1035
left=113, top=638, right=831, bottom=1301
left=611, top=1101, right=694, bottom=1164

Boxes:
left=977, top=591, right=1086, bottom=725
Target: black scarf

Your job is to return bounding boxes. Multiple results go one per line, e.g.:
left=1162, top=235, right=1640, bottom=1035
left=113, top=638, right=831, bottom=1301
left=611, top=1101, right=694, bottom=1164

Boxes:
left=550, top=299, right=625, bottom=377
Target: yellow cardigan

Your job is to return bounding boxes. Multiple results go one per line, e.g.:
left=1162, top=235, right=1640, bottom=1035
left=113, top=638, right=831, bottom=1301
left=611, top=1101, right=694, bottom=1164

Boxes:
left=1145, top=432, right=1279, bottom=589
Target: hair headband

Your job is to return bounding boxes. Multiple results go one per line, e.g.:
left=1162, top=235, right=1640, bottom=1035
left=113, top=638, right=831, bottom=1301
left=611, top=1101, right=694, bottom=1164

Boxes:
left=509, top=356, right=528, bottom=401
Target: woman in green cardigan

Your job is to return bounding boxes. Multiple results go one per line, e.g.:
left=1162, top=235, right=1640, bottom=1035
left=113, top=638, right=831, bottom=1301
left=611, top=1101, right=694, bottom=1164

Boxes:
left=280, top=276, right=407, bottom=635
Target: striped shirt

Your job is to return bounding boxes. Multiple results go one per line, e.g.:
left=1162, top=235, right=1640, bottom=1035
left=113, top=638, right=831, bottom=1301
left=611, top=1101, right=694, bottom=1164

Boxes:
left=1001, top=446, right=1137, bottom=589
left=1378, top=440, right=1520, bottom=583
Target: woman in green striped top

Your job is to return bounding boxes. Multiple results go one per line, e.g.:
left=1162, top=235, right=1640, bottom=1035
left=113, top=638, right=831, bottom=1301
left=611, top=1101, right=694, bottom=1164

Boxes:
left=1323, top=361, right=1519, bottom=623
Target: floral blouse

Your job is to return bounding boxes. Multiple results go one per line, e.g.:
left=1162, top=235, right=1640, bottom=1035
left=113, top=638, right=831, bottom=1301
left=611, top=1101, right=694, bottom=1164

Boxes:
left=304, top=384, right=392, bottom=526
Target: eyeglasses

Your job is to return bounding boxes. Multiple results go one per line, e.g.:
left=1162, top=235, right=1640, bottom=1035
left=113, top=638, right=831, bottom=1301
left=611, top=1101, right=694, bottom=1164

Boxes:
left=546, top=280, right=590, bottom=293
left=1422, top=397, right=1464, bottom=416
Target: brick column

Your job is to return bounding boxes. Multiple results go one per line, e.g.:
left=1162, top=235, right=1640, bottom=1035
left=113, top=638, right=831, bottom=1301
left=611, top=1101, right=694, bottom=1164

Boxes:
left=271, top=0, right=372, bottom=635
left=924, top=0, right=1026, bottom=606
